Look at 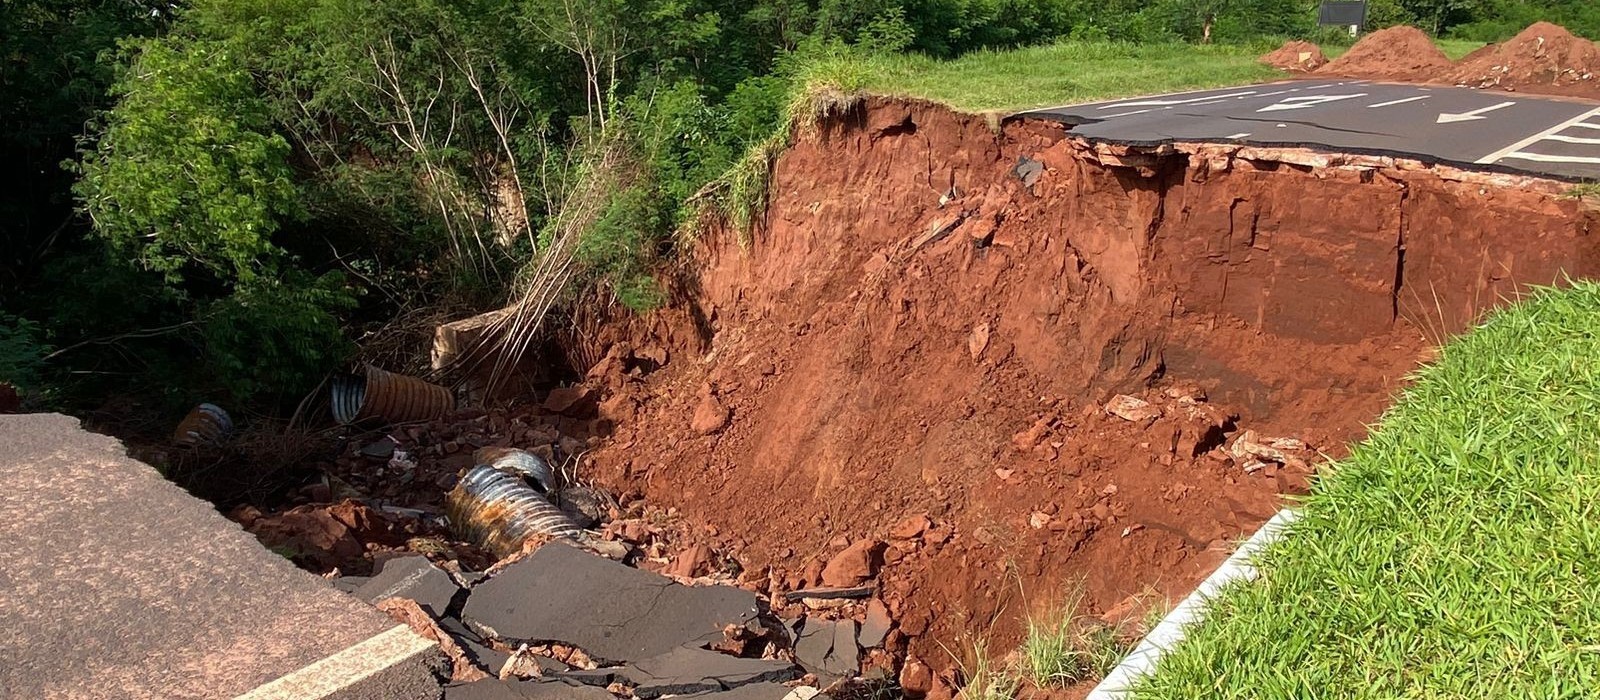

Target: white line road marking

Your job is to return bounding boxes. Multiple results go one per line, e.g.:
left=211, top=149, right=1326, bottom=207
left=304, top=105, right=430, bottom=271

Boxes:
left=1368, top=95, right=1429, bottom=108
left=1257, top=93, right=1369, bottom=112
left=1100, top=107, right=1159, bottom=118
left=1436, top=101, right=1517, bottom=123
left=1226, top=132, right=1251, bottom=139
left=1099, top=90, right=1259, bottom=110
left=1254, top=88, right=1304, bottom=98
left=1499, top=152, right=1600, bottom=164
left=1477, top=106, right=1600, bottom=164
left=1570, top=122, right=1600, bottom=130
left=1542, top=134, right=1600, bottom=145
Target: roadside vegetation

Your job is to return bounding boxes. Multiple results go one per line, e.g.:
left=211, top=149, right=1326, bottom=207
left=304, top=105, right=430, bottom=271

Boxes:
left=1135, top=282, right=1600, bottom=699
left=2, top=0, right=1593, bottom=419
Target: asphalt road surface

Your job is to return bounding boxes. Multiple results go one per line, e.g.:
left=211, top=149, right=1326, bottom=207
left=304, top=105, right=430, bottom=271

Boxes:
left=1022, top=79, right=1600, bottom=181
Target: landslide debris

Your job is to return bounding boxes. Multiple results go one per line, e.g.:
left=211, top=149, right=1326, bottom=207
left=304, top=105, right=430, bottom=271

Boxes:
left=1260, top=40, right=1327, bottom=72
left=1450, top=21, right=1600, bottom=98
left=1318, top=25, right=1454, bottom=80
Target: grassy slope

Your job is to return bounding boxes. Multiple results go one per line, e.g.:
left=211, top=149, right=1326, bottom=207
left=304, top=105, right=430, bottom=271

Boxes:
left=854, top=38, right=1487, bottom=114
left=1136, top=283, right=1600, bottom=699
left=856, top=42, right=1282, bottom=112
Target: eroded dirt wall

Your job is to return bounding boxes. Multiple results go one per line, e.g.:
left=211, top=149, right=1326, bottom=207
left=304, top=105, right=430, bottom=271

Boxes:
left=576, top=97, right=1599, bottom=683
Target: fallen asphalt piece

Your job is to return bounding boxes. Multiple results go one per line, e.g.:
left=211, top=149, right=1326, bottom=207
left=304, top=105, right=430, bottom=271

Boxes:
left=462, top=542, right=762, bottom=663
left=0, top=413, right=444, bottom=699
left=443, top=677, right=613, bottom=700
left=354, top=555, right=463, bottom=618
left=792, top=618, right=860, bottom=679
left=682, top=682, right=815, bottom=699
left=558, top=646, right=800, bottom=699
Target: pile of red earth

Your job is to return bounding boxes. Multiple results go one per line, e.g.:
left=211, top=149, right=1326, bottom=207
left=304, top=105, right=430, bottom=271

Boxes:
left=1260, top=40, right=1328, bottom=72
left=1295, top=22, right=1600, bottom=100
left=1450, top=21, right=1600, bottom=96
left=1317, top=25, right=1455, bottom=80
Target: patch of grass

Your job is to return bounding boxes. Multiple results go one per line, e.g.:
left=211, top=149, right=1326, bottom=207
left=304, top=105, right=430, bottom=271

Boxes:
left=957, top=639, right=1021, bottom=700
left=1020, top=592, right=1132, bottom=688
left=855, top=41, right=1281, bottom=113
left=1135, top=282, right=1600, bottom=698
left=1564, top=182, right=1600, bottom=200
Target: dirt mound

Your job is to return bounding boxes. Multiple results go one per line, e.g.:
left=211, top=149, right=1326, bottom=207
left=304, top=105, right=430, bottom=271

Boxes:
left=1450, top=21, right=1600, bottom=98
left=1261, top=40, right=1328, bottom=72
left=1319, top=25, right=1454, bottom=80
left=569, top=97, right=1600, bottom=681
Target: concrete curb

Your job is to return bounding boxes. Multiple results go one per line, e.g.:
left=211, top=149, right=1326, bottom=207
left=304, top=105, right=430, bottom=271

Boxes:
left=1084, top=509, right=1300, bottom=699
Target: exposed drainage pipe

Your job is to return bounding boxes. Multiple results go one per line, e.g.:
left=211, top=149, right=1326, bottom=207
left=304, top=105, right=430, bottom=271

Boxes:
left=330, top=365, right=454, bottom=425
left=172, top=403, right=233, bottom=447
left=1085, top=509, right=1300, bottom=700
left=446, top=464, right=583, bottom=557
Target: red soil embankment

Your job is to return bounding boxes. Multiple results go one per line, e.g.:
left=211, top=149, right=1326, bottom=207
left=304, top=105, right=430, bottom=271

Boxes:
left=1318, top=25, right=1455, bottom=80
left=1451, top=21, right=1600, bottom=97
left=1261, top=40, right=1328, bottom=72
left=572, top=97, right=1599, bottom=688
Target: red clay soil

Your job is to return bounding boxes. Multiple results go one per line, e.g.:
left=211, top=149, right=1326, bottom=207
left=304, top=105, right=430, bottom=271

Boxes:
left=568, top=98, right=1600, bottom=689
left=1450, top=22, right=1600, bottom=98
left=1260, top=40, right=1328, bottom=72
left=1319, top=25, right=1454, bottom=80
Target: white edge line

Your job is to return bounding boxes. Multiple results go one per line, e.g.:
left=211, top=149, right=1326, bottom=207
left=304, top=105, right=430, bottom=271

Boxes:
left=1019, top=79, right=1308, bottom=114
left=1497, top=152, right=1600, bottom=164
left=1476, top=105, right=1600, bottom=164
left=1084, top=508, right=1302, bottom=700
left=1569, top=122, right=1600, bottom=130
left=233, top=625, right=437, bottom=700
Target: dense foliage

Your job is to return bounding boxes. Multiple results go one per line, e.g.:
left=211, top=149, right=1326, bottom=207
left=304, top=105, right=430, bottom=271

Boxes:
left=0, top=0, right=1591, bottom=417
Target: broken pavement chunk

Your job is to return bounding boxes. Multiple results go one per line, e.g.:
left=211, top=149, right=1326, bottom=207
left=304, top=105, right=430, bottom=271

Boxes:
left=781, top=586, right=872, bottom=603
left=617, top=646, right=801, bottom=699
left=858, top=599, right=892, bottom=648
left=793, top=618, right=859, bottom=679
left=462, top=543, right=761, bottom=664
left=680, top=682, right=809, bottom=699
left=354, top=555, right=462, bottom=618
left=443, top=677, right=614, bottom=700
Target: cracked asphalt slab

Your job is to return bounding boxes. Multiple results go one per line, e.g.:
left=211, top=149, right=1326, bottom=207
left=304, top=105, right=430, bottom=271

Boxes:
left=1021, top=79, right=1600, bottom=181
left=0, top=413, right=444, bottom=700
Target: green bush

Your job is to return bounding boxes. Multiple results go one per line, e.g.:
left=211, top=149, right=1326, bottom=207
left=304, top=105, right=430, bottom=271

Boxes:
left=0, top=314, right=51, bottom=400
left=74, top=37, right=300, bottom=285
left=202, top=272, right=357, bottom=401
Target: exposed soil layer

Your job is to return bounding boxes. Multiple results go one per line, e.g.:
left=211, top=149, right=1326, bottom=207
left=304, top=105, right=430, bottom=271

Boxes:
left=1319, top=26, right=1455, bottom=80
left=1450, top=22, right=1600, bottom=98
left=1260, top=40, right=1327, bottom=72
left=572, top=97, right=1600, bottom=683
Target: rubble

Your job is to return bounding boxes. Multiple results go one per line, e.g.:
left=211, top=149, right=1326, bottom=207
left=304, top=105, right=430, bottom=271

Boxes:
left=354, top=555, right=462, bottom=617
left=443, top=677, right=615, bottom=700
left=462, top=543, right=762, bottom=664
left=793, top=618, right=859, bottom=679
left=1105, top=394, right=1161, bottom=423
left=819, top=540, right=884, bottom=587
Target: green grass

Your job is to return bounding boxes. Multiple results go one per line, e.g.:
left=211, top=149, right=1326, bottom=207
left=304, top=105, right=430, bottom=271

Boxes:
left=1135, top=282, right=1600, bottom=699
left=855, top=41, right=1282, bottom=113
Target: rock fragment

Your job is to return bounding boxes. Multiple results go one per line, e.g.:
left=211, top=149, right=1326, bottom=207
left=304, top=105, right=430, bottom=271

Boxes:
left=820, top=539, right=884, bottom=587
left=793, top=618, right=859, bottom=679
left=1105, top=394, right=1161, bottom=422
left=692, top=392, right=732, bottom=435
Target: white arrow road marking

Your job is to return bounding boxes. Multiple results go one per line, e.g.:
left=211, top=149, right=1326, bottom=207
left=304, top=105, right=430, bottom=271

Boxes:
left=1256, top=93, right=1369, bottom=112
left=1368, top=95, right=1429, bottom=108
left=1436, top=101, right=1516, bottom=123
left=1099, top=91, right=1258, bottom=109
left=1477, top=106, right=1600, bottom=164
left=1570, top=122, right=1600, bottom=130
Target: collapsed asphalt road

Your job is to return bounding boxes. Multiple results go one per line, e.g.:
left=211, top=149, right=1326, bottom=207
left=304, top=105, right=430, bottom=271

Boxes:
left=1022, top=79, right=1600, bottom=181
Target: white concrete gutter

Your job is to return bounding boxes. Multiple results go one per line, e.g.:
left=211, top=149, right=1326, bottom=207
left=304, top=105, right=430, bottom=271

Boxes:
left=1085, top=508, right=1301, bottom=699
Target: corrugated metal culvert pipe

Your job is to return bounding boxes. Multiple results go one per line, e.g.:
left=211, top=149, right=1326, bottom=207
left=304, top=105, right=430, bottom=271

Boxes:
left=446, top=464, right=583, bottom=557
left=330, top=365, right=455, bottom=425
